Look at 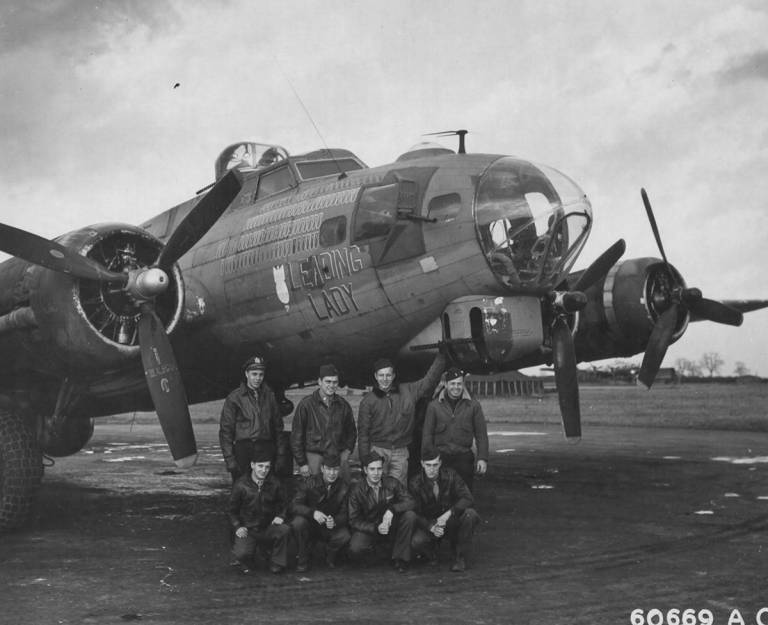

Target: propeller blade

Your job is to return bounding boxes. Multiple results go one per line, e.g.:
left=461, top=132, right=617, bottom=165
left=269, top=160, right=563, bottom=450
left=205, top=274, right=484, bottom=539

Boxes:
left=551, top=316, right=581, bottom=439
left=688, top=297, right=743, bottom=327
left=638, top=304, right=679, bottom=388
left=137, top=306, right=197, bottom=468
left=156, top=169, right=243, bottom=269
left=718, top=299, right=768, bottom=314
left=0, top=223, right=127, bottom=283
left=573, top=239, right=626, bottom=292
left=640, top=188, right=670, bottom=267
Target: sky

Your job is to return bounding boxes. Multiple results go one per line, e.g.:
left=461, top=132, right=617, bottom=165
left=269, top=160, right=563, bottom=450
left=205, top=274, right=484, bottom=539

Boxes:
left=1, top=0, right=767, bottom=375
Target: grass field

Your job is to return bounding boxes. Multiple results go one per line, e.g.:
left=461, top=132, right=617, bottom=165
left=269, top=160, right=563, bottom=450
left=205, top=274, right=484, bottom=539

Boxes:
left=482, top=383, right=768, bottom=431
left=106, top=382, right=768, bottom=432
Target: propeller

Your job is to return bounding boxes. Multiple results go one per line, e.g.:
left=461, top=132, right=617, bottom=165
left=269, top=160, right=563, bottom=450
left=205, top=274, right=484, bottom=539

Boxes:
left=0, top=223, right=128, bottom=283
left=638, top=188, right=743, bottom=388
left=548, top=239, right=627, bottom=439
left=0, top=169, right=243, bottom=466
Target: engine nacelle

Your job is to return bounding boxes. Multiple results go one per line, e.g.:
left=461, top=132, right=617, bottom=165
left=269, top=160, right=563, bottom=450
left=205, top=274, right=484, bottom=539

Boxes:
left=25, top=223, right=184, bottom=375
left=574, top=257, right=688, bottom=362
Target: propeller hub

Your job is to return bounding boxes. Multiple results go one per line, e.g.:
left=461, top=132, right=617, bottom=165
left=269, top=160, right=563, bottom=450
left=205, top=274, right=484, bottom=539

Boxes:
left=128, top=267, right=170, bottom=301
left=552, top=290, right=588, bottom=314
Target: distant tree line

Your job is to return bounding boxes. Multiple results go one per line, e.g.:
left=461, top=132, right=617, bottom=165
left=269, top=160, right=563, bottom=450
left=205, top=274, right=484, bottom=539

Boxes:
left=579, top=353, right=757, bottom=384
left=675, top=352, right=752, bottom=378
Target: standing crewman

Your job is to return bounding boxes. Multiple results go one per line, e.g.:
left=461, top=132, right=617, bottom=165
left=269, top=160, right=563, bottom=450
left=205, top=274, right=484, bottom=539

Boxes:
left=421, top=367, right=488, bottom=491
left=357, top=351, right=446, bottom=485
left=290, top=364, right=357, bottom=480
left=219, top=355, right=283, bottom=482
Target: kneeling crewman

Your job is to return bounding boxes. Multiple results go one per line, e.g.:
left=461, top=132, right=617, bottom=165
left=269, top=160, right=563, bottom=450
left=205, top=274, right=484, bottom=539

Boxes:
left=289, top=450, right=351, bottom=570
left=348, top=451, right=418, bottom=573
left=228, top=445, right=290, bottom=574
left=410, top=446, right=480, bottom=572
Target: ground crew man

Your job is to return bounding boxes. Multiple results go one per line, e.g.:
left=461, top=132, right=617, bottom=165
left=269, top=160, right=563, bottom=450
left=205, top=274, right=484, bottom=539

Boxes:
left=228, top=445, right=290, bottom=574
left=289, top=450, right=351, bottom=570
left=422, top=367, right=488, bottom=490
left=357, top=351, right=446, bottom=484
left=219, top=355, right=283, bottom=482
left=348, top=451, right=419, bottom=573
left=410, top=446, right=480, bottom=572
left=290, top=364, right=357, bottom=480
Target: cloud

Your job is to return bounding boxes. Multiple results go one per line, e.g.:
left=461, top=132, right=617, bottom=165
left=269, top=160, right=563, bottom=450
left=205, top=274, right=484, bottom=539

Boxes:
left=717, top=49, right=768, bottom=85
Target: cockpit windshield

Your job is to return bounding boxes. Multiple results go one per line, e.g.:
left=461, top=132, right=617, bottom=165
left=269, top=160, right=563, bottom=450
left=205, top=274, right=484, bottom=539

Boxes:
left=475, top=157, right=592, bottom=290
left=214, top=142, right=289, bottom=180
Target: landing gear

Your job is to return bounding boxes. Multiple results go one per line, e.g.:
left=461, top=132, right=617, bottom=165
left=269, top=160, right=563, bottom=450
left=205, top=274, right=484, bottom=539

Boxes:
left=0, top=409, right=43, bottom=531
left=39, top=415, right=94, bottom=458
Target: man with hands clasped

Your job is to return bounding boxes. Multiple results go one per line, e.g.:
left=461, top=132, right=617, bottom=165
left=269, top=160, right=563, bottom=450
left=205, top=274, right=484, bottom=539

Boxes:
left=228, top=445, right=290, bottom=574
left=347, top=451, right=419, bottom=573
left=410, top=446, right=480, bottom=572
left=289, top=450, right=351, bottom=571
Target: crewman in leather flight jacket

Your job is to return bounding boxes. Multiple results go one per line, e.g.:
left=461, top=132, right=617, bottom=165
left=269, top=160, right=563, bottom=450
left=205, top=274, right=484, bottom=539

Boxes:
left=410, top=446, right=480, bottom=572
left=290, top=363, right=357, bottom=480
left=228, top=445, right=290, bottom=574
left=219, top=355, right=283, bottom=482
left=422, top=367, right=488, bottom=491
left=348, top=451, right=419, bottom=573
left=289, top=450, right=351, bottom=570
left=357, top=351, right=446, bottom=485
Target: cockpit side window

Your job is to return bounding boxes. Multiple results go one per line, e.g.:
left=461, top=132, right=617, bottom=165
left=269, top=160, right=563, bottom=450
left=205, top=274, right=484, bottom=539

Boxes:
left=319, top=216, right=347, bottom=247
left=352, top=183, right=398, bottom=241
left=257, top=166, right=295, bottom=200
left=428, top=193, right=462, bottom=222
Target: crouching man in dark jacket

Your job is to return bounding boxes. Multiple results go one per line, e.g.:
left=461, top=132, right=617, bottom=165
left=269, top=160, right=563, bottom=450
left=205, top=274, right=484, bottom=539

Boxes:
left=228, top=445, right=290, bottom=574
left=410, top=446, right=480, bottom=572
left=348, top=451, right=418, bottom=573
left=289, top=450, right=351, bottom=571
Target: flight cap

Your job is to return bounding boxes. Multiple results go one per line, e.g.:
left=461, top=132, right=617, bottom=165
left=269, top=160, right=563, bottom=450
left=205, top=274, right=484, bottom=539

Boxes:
left=318, top=363, right=339, bottom=378
left=251, top=442, right=274, bottom=464
left=321, top=450, right=341, bottom=468
left=373, top=358, right=394, bottom=374
left=361, top=451, right=384, bottom=468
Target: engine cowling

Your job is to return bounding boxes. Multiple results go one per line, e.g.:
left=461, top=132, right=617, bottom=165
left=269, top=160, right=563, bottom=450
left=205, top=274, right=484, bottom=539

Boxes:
left=574, top=257, right=688, bottom=362
left=25, top=223, right=184, bottom=374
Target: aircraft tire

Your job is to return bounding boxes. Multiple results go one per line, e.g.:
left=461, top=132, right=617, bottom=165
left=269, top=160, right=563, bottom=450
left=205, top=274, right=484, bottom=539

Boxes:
left=0, top=409, right=43, bottom=532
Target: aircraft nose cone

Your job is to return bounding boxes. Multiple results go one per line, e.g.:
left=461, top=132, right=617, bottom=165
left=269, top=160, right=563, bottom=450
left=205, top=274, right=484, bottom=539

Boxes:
left=134, top=267, right=169, bottom=299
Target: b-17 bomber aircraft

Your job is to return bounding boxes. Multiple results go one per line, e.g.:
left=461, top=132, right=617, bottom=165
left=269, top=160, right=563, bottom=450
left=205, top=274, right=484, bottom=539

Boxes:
left=0, top=135, right=765, bottom=531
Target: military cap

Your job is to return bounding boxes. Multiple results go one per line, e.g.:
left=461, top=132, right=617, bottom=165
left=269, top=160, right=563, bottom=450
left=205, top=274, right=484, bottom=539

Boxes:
left=321, top=450, right=341, bottom=468
left=243, top=355, right=266, bottom=372
left=444, top=367, right=465, bottom=382
left=250, top=443, right=274, bottom=464
left=361, top=450, right=384, bottom=468
left=318, top=363, right=339, bottom=378
left=421, top=445, right=441, bottom=462
left=373, top=358, right=394, bottom=373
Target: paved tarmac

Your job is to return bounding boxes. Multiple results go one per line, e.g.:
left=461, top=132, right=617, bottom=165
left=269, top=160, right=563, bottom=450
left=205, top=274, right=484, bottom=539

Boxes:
left=1, top=422, right=767, bottom=625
